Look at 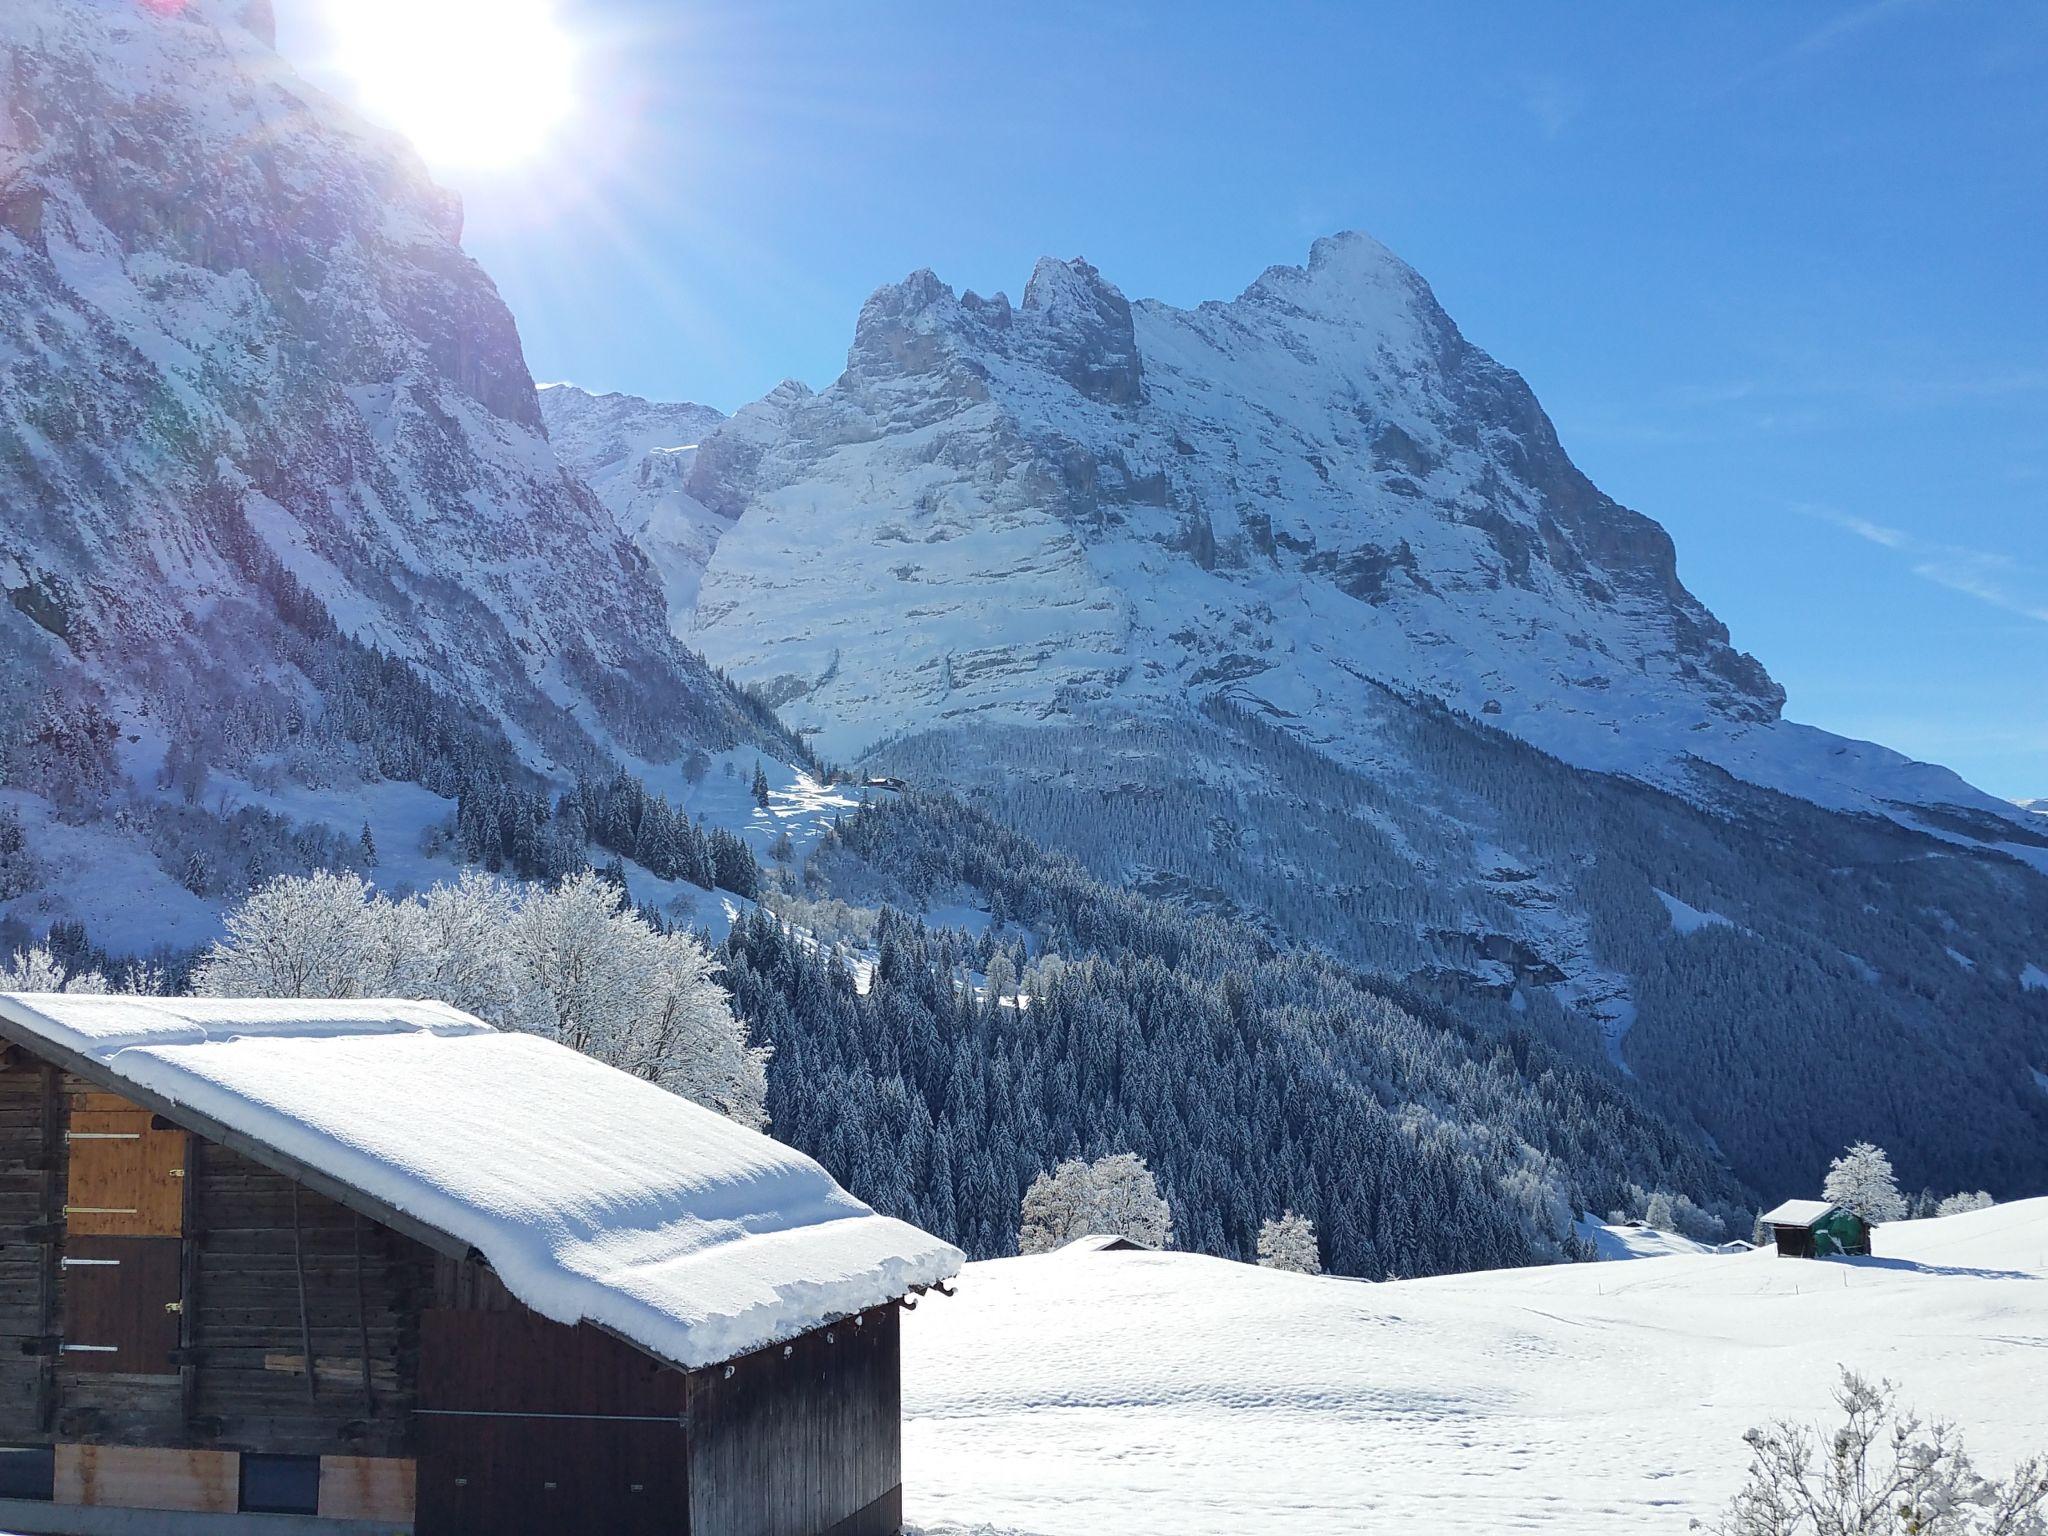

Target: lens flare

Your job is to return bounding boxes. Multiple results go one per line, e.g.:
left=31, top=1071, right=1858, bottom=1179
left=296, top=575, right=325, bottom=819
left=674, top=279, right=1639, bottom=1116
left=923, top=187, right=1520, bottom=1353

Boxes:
left=325, top=0, right=577, bottom=172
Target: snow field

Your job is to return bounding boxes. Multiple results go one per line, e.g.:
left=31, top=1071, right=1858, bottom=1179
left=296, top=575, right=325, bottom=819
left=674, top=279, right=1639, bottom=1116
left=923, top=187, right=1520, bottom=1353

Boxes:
left=902, top=1199, right=2048, bottom=1535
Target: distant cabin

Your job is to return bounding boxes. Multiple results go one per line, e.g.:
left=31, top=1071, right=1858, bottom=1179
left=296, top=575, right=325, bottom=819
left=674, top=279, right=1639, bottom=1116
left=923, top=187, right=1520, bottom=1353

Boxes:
left=0, top=993, right=961, bottom=1536
left=1761, top=1199, right=1872, bottom=1259
left=1056, top=1234, right=1155, bottom=1255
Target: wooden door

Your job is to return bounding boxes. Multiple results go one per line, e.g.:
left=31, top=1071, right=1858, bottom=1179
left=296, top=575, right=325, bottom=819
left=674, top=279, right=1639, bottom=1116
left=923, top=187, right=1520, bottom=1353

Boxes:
left=60, top=1236, right=182, bottom=1375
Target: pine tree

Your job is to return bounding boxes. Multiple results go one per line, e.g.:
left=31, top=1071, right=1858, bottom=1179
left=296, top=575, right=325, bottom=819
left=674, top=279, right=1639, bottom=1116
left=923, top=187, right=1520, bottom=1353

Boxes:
left=358, top=822, right=378, bottom=869
left=751, top=761, right=772, bottom=808
left=1822, top=1142, right=1907, bottom=1224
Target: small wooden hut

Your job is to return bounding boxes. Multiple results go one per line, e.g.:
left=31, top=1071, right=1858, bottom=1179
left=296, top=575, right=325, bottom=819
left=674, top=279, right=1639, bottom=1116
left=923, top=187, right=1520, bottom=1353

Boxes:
left=0, top=993, right=960, bottom=1535
left=1760, top=1199, right=1872, bottom=1259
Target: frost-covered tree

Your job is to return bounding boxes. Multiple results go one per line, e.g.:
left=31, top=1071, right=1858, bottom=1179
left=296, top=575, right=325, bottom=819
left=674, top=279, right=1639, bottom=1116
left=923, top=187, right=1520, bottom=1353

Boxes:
left=1935, top=1191, right=1995, bottom=1217
left=985, top=948, right=1018, bottom=1009
left=1823, top=1143, right=1907, bottom=1225
left=1257, top=1210, right=1322, bottom=1274
left=1700, top=1369, right=2048, bottom=1535
left=1089, top=1152, right=1173, bottom=1250
left=197, top=871, right=768, bottom=1126
left=0, top=944, right=107, bottom=994
left=1017, top=1152, right=1174, bottom=1254
left=194, top=870, right=386, bottom=999
left=751, top=761, right=772, bottom=808
left=1645, top=1191, right=1677, bottom=1232
left=1018, top=1159, right=1093, bottom=1255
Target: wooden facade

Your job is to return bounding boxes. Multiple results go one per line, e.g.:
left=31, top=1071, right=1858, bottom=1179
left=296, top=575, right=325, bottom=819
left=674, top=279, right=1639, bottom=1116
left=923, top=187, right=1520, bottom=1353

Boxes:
left=0, top=1039, right=911, bottom=1535
left=1768, top=1209, right=1871, bottom=1260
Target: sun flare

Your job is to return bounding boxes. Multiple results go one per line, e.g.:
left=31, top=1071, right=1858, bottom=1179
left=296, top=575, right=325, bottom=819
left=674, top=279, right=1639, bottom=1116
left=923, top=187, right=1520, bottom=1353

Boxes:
left=326, top=0, right=577, bottom=172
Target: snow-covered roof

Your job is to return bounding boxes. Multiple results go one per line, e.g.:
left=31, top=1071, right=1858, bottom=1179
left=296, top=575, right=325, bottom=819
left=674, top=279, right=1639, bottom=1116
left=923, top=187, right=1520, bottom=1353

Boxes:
left=1760, top=1199, right=1841, bottom=1228
left=1057, top=1234, right=1156, bottom=1254
left=0, top=994, right=962, bottom=1370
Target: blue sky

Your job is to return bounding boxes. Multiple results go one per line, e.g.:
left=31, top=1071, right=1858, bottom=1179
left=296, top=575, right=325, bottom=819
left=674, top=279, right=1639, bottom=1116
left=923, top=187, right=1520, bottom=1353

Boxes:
left=278, top=0, right=2046, bottom=799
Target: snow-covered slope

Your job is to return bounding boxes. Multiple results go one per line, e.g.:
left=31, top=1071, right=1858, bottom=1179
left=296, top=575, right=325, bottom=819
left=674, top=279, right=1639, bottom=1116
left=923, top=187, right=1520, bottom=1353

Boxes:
left=536, top=383, right=731, bottom=615
left=676, top=234, right=2026, bottom=839
left=0, top=0, right=785, bottom=948
left=903, top=1199, right=2048, bottom=1535
left=577, top=236, right=2048, bottom=1199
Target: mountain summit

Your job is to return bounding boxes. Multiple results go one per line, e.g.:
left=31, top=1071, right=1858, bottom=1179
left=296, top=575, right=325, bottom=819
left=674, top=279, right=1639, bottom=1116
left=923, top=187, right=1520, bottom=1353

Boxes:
left=553, top=237, right=2048, bottom=1198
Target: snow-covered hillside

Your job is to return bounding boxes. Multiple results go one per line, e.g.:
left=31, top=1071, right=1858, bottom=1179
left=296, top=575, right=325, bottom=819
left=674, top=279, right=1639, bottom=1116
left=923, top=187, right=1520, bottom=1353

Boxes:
left=555, top=239, right=2048, bottom=1201
left=536, top=383, right=732, bottom=616
left=591, top=233, right=2030, bottom=846
left=0, top=0, right=791, bottom=950
left=902, top=1199, right=2048, bottom=1534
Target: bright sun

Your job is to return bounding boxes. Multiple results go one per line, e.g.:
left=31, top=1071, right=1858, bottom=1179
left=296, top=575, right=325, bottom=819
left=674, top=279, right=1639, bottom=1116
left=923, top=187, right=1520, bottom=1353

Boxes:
left=326, top=0, right=577, bottom=172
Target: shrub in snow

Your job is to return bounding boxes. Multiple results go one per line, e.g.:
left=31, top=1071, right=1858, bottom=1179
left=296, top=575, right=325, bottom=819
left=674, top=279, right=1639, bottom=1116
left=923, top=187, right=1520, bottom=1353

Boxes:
left=1823, top=1142, right=1907, bottom=1225
left=1935, top=1191, right=1995, bottom=1217
left=1018, top=1152, right=1174, bottom=1254
left=1257, top=1210, right=1322, bottom=1275
left=1697, top=1369, right=2048, bottom=1535
left=196, top=870, right=769, bottom=1127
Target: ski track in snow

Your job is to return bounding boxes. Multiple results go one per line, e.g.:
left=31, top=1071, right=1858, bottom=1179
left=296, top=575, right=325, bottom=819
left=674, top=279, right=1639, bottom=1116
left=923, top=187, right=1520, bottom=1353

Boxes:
left=902, top=1200, right=2048, bottom=1535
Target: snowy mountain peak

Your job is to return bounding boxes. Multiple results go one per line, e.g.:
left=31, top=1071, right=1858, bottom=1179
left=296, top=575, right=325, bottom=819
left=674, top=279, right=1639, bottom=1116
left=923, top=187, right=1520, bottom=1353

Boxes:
left=1019, top=256, right=1144, bottom=405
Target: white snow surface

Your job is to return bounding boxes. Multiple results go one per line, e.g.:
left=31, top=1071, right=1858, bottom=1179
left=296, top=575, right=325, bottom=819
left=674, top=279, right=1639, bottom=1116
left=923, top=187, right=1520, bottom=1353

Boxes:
left=0, top=993, right=961, bottom=1369
left=1573, top=1217, right=1724, bottom=1260
left=2022, top=962, right=2048, bottom=993
left=903, top=1201, right=2048, bottom=1535
left=1654, top=887, right=1736, bottom=936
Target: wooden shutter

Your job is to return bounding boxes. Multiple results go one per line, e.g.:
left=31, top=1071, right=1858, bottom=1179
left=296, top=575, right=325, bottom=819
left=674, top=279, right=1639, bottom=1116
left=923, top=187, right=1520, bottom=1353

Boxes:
left=60, top=1236, right=183, bottom=1375
left=64, top=1102, right=186, bottom=1237
left=59, top=1091, right=188, bottom=1375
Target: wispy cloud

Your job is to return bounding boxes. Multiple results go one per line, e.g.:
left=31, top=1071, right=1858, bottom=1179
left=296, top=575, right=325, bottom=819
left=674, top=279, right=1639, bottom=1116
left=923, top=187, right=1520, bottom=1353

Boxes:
left=1802, top=504, right=2048, bottom=622
left=1515, top=74, right=1587, bottom=140
left=1727, top=0, right=1933, bottom=92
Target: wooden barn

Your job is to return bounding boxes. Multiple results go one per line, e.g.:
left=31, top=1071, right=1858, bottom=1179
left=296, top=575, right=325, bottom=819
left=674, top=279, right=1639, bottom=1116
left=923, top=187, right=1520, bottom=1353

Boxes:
left=0, top=993, right=961, bottom=1536
left=1760, top=1199, right=1872, bottom=1259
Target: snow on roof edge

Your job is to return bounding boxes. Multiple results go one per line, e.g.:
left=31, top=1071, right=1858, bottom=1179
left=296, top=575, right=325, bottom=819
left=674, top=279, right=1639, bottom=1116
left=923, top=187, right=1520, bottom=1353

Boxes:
left=1760, top=1199, right=1842, bottom=1227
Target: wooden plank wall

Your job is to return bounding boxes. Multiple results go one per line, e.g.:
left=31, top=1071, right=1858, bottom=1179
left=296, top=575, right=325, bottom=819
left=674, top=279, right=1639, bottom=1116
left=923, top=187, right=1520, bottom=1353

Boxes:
left=0, top=1063, right=55, bottom=1431
left=187, top=1144, right=431, bottom=1456
left=0, top=1060, right=435, bottom=1460
left=413, top=1300, right=689, bottom=1536
left=686, top=1306, right=903, bottom=1536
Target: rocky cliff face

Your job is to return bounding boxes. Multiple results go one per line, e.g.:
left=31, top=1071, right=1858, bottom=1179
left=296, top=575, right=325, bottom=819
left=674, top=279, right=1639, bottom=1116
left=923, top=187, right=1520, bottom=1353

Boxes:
left=549, top=233, right=2048, bottom=1199
left=659, top=232, right=2023, bottom=833
left=0, top=0, right=775, bottom=948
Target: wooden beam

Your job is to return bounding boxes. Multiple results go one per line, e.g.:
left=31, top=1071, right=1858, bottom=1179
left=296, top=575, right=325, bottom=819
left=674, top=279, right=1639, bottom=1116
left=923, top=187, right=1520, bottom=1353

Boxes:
left=0, top=1014, right=474, bottom=1263
left=34, top=1063, right=59, bottom=1432
left=352, top=1211, right=374, bottom=1414
left=179, top=1133, right=204, bottom=1426
left=291, top=1182, right=317, bottom=1402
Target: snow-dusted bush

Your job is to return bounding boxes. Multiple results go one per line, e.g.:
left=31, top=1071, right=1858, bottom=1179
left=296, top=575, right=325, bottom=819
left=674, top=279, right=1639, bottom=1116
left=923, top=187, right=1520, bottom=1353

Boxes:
left=1018, top=1152, right=1173, bottom=1254
left=1698, top=1369, right=2048, bottom=1535
left=1936, top=1191, right=1995, bottom=1217
left=1823, top=1143, right=1907, bottom=1225
left=1257, top=1210, right=1322, bottom=1275
left=0, top=944, right=107, bottom=994
left=196, top=871, right=768, bottom=1127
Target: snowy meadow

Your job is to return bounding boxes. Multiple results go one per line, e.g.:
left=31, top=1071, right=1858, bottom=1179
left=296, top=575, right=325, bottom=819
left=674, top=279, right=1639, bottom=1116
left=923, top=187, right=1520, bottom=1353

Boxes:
left=900, top=1201, right=2048, bottom=1535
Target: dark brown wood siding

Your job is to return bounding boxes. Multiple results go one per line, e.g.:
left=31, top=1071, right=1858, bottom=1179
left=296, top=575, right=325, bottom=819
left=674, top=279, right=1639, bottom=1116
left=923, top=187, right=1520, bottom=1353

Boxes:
left=685, top=1307, right=902, bottom=1536
left=415, top=1304, right=689, bottom=1536
left=0, top=1062, right=56, bottom=1431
